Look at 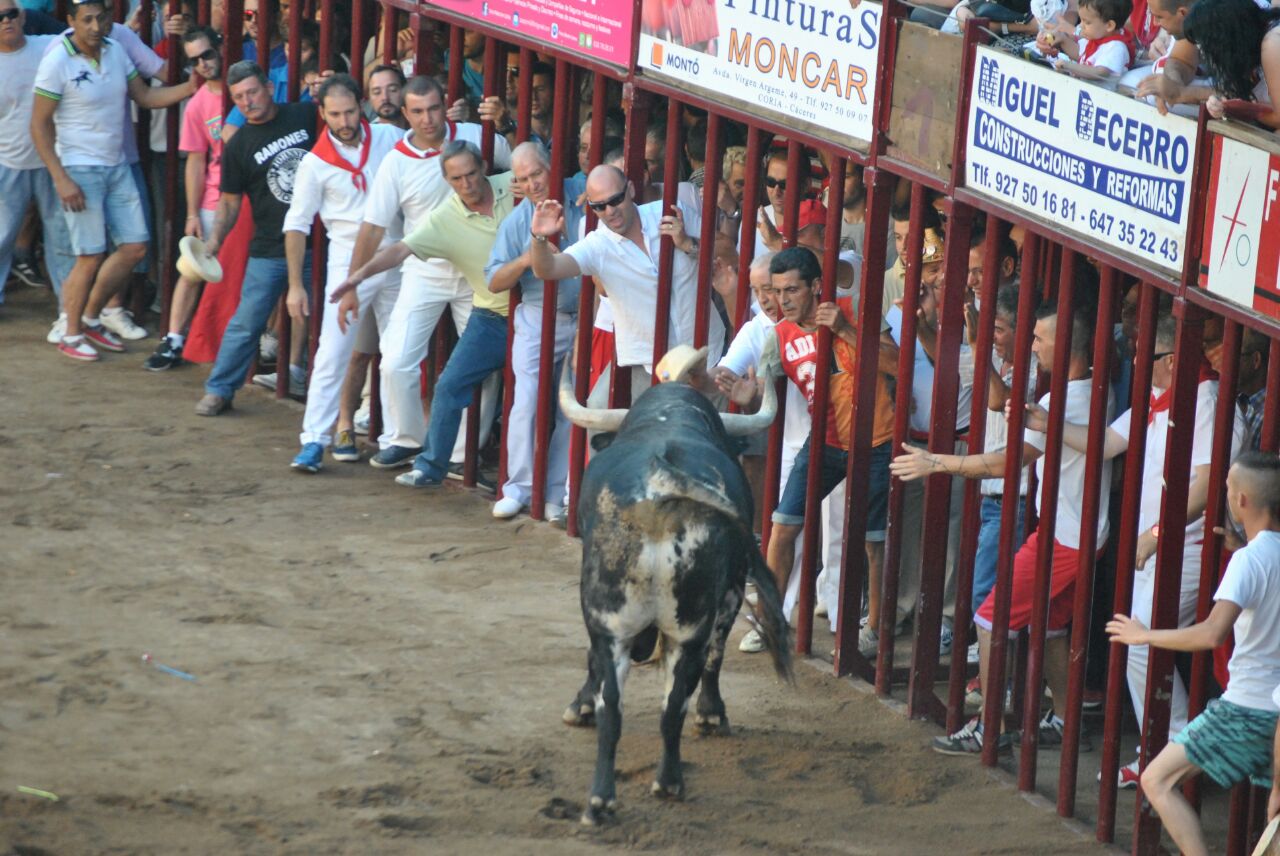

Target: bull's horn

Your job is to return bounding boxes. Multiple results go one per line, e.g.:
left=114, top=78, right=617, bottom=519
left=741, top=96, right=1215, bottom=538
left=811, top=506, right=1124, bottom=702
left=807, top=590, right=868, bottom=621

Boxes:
left=720, top=369, right=778, bottom=436
left=558, top=361, right=628, bottom=433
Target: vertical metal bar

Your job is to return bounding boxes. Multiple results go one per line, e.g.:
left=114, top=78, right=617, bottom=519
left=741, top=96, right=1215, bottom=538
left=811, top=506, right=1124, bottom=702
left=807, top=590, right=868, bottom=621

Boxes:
left=529, top=59, right=572, bottom=520
left=349, top=0, right=366, bottom=83
left=256, top=0, right=271, bottom=77
left=1096, top=281, right=1159, bottom=842
left=693, top=112, right=722, bottom=349
left=834, top=160, right=888, bottom=682
left=650, top=98, right=682, bottom=377
left=734, top=127, right=763, bottom=332
left=380, top=3, right=397, bottom=65
left=223, top=0, right=244, bottom=121
left=943, top=219, right=1001, bottom=732
left=478, top=36, right=498, bottom=166
left=1057, top=265, right=1117, bottom=817
left=515, top=47, right=533, bottom=138
left=875, top=182, right=927, bottom=697
left=496, top=50, right=526, bottom=498
left=286, top=0, right=301, bottom=98
left=1133, top=303, right=1205, bottom=855
left=198, top=0, right=210, bottom=25
left=411, top=13, right=430, bottom=74
left=980, top=232, right=1040, bottom=766
left=1225, top=783, right=1251, bottom=856
left=907, top=201, right=972, bottom=723
left=781, top=141, right=802, bottom=246
left=794, top=155, right=846, bottom=657
left=565, top=75, right=607, bottom=540
left=445, top=25, right=463, bottom=105
left=317, top=0, right=332, bottom=72
left=159, top=0, right=181, bottom=337
left=1261, top=354, right=1280, bottom=452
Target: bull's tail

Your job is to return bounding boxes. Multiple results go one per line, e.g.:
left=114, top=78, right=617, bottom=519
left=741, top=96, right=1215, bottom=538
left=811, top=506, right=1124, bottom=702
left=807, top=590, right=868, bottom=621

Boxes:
left=745, top=546, right=794, bottom=684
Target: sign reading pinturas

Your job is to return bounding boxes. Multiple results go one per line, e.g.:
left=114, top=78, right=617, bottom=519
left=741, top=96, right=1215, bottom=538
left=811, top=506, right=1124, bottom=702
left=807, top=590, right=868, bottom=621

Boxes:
left=637, top=0, right=881, bottom=148
left=425, top=0, right=634, bottom=67
left=965, top=46, right=1197, bottom=276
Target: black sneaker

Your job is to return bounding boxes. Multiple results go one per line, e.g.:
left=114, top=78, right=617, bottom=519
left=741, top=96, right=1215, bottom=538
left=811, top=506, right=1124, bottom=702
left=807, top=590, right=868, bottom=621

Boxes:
left=932, top=717, right=1013, bottom=755
left=446, top=462, right=495, bottom=493
left=370, top=445, right=422, bottom=469
left=1037, top=710, right=1093, bottom=752
left=144, top=338, right=183, bottom=372
left=12, top=259, right=45, bottom=287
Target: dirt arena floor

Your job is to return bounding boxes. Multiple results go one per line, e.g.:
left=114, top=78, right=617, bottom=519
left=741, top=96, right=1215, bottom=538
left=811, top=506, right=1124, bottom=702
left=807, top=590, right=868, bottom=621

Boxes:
left=0, top=285, right=1119, bottom=855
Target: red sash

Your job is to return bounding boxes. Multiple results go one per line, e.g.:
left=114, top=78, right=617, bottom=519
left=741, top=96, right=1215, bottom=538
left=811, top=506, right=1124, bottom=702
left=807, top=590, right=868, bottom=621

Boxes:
left=1080, top=30, right=1136, bottom=68
left=1148, top=358, right=1218, bottom=425
left=311, top=119, right=373, bottom=193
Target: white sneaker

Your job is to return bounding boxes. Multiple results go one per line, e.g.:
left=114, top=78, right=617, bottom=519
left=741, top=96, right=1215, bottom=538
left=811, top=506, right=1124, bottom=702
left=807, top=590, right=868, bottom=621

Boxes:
left=544, top=503, right=564, bottom=520
left=492, top=497, right=524, bottom=519
left=353, top=407, right=370, bottom=435
left=967, top=641, right=980, bottom=665
left=100, top=308, right=147, bottom=340
left=46, top=314, right=67, bottom=344
left=259, top=331, right=278, bottom=362
left=738, top=629, right=765, bottom=653
left=252, top=371, right=305, bottom=397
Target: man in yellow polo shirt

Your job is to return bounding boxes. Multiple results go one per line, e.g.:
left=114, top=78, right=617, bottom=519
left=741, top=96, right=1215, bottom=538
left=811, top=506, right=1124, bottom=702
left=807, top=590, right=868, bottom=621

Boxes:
left=334, top=139, right=514, bottom=487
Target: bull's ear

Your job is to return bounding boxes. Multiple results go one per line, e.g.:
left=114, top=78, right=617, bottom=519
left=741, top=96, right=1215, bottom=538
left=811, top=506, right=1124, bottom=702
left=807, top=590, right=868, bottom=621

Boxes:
left=590, top=432, right=617, bottom=452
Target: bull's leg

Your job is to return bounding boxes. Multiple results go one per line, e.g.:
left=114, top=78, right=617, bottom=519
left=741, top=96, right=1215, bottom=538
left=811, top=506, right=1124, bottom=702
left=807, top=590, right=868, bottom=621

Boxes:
left=564, top=650, right=597, bottom=727
left=653, top=640, right=707, bottom=800
left=696, top=584, right=742, bottom=736
left=583, top=633, right=630, bottom=826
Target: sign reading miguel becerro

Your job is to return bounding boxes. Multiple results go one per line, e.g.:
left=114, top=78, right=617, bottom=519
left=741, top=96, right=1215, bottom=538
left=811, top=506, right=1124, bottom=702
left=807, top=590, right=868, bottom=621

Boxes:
left=965, top=46, right=1197, bottom=276
left=637, top=0, right=881, bottom=148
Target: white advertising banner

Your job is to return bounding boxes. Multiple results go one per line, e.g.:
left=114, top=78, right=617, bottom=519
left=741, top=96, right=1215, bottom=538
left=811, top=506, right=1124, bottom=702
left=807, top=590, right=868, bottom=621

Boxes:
left=637, top=0, right=881, bottom=148
left=965, top=46, right=1197, bottom=276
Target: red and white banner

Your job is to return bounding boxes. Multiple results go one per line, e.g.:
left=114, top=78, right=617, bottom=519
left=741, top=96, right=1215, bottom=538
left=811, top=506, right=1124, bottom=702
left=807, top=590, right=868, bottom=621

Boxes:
left=1199, top=134, right=1280, bottom=322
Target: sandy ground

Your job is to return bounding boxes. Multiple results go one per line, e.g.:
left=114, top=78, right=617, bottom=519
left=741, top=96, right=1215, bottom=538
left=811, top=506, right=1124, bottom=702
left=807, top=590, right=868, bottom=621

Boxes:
left=0, top=285, right=1120, bottom=855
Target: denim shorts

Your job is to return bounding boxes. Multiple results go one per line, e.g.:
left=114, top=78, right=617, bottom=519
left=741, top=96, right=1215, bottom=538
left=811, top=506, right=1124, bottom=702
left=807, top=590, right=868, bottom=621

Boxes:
left=62, top=163, right=150, bottom=255
left=772, top=438, right=890, bottom=540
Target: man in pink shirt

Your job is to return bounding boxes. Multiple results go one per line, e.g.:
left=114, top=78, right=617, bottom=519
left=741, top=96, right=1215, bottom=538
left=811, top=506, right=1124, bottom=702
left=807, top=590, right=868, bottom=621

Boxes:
left=145, top=26, right=223, bottom=371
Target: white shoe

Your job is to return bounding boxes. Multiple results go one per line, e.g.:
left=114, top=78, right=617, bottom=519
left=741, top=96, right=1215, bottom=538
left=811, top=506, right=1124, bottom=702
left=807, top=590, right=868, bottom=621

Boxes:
left=492, top=497, right=524, bottom=518
left=738, top=629, right=765, bottom=653
left=353, top=407, right=370, bottom=435
left=252, top=371, right=305, bottom=397
left=46, top=314, right=67, bottom=344
left=259, top=331, right=278, bottom=362
left=100, top=308, right=147, bottom=340
left=967, top=641, right=980, bottom=665
left=544, top=503, right=564, bottom=520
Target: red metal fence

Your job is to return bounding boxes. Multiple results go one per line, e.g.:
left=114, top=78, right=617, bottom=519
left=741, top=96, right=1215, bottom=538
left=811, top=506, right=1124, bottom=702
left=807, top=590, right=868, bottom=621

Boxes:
left=126, top=0, right=1280, bottom=851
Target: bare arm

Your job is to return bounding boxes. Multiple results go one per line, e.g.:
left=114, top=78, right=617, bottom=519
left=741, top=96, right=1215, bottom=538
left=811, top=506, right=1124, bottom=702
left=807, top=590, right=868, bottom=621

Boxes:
left=1022, top=402, right=1128, bottom=459
left=183, top=150, right=207, bottom=235
left=284, top=230, right=310, bottom=320
left=348, top=222, right=387, bottom=277
left=1106, top=598, right=1241, bottom=651
left=30, top=95, right=82, bottom=211
left=345, top=241, right=413, bottom=289
left=128, top=73, right=196, bottom=109
left=204, top=192, right=243, bottom=257
left=530, top=238, right=583, bottom=282
left=890, top=441, right=1041, bottom=481
left=488, top=249, right=531, bottom=294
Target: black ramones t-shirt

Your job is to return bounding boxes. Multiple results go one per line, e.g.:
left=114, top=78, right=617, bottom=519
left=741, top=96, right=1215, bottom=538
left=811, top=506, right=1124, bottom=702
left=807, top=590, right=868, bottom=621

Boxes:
left=220, top=102, right=316, bottom=258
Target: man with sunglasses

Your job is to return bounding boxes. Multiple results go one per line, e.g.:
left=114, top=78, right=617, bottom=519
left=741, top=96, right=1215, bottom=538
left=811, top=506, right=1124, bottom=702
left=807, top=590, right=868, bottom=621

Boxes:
left=530, top=163, right=726, bottom=389
left=0, top=0, right=72, bottom=310
left=144, top=25, right=223, bottom=371
left=1021, top=309, right=1244, bottom=783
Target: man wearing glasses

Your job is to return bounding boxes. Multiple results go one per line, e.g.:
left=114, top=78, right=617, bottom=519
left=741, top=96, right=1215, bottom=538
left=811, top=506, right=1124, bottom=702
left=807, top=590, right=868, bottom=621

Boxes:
left=145, top=25, right=223, bottom=371
left=529, top=163, right=725, bottom=389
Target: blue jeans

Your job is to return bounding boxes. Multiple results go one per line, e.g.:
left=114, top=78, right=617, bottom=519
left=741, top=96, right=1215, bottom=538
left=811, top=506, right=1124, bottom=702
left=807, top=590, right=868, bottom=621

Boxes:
left=204, top=254, right=310, bottom=400
left=0, top=164, right=73, bottom=303
left=413, top=307, right=507, bottom=479
left=972, top=494, right=1027, bottom=613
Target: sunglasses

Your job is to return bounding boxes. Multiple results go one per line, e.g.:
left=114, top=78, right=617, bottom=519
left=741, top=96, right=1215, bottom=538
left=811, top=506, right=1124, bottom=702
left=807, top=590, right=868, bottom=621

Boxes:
left=764, top=176, right=786, bottom=191
left=0, top=8, right=20, bottom=20
left=586, top=189, right=627, bottom=213
left=185, top=47, right=219, bottom=68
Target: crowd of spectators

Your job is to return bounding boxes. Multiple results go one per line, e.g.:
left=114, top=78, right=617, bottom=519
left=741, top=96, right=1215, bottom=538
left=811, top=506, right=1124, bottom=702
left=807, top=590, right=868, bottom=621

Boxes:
left=3, top=0, right=1280, bottom=848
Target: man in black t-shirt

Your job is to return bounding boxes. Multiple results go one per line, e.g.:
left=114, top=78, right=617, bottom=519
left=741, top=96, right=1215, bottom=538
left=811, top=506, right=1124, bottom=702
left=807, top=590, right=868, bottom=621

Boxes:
left=196, top=60, right=315, bottom=416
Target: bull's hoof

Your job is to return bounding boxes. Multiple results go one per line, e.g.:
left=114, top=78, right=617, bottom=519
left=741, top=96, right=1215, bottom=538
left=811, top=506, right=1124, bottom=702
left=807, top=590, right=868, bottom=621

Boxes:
left=580, top=795, right=617, bottom=825
left=694, top=713, right=731, bottom=736
left=562, top=702, right=595, bottom=727
left=651, top=779, right=685, bottom=801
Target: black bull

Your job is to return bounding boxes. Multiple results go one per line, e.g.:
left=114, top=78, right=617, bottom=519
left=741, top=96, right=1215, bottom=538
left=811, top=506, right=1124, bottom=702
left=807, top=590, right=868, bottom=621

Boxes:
left=559, top=376, right=793, bottom=825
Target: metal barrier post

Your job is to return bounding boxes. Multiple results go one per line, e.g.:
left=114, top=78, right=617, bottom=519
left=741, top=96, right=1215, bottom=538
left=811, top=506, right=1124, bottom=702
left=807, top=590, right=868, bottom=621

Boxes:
left=650, top=98, right=682, bottom=377
left=693, top=111, right=721, bottom=349
left=159, top=0, right=182, bottom=337
left=496, top=45, right=526, bottom=496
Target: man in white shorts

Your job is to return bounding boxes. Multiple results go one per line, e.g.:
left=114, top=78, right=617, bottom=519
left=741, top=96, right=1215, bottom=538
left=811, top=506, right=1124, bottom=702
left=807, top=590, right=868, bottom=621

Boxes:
left=283, top=73, right=401, bottom=473
left=1108, top=451, right=1280, bottom=856
left=347, top=74, right=509, bottom=470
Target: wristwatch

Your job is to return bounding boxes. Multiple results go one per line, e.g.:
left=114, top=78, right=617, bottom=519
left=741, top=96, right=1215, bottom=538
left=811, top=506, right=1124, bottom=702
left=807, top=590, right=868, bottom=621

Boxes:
left=532, top=234, right=548, bottom=244
left=498, top=117, right=517, bottom=135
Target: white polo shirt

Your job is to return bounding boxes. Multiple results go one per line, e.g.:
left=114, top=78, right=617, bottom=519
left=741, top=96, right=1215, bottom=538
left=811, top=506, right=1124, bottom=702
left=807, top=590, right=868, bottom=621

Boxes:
left=565, top=199, right=726, bottom=371
left=1025, top=378, right=1113, bottom=550
left=1110, top=378, right=1243, bottom=549
left=362, top=123, right=510, bottom=280
left=33, top=35, right=137, bottom=168
left=0, top=35, right=56, bottom=170
left=283, top=123, right=401, bottom=261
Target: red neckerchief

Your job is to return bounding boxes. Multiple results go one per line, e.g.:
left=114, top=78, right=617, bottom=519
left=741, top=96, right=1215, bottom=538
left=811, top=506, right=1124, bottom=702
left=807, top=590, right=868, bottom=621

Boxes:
left=1128, top=0, right=1160, bottom=52
left=311, top=120, right=372, bottom=193
left=1148, top=357, right=1218, bottom=425
left=393, top=122, right=456, bottom=160
left=1081, top=30, right=1136, bottom=68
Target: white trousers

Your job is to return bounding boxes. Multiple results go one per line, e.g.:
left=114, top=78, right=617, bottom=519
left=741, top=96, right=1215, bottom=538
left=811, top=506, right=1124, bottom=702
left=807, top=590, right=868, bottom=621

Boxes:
left=501, top=302, right=576, bottom=507
left=1126, top=550, right=1200, bottom=740
left=379, top=269, right=473, bottom=450
left=299, top=251, right=399, bottom=448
